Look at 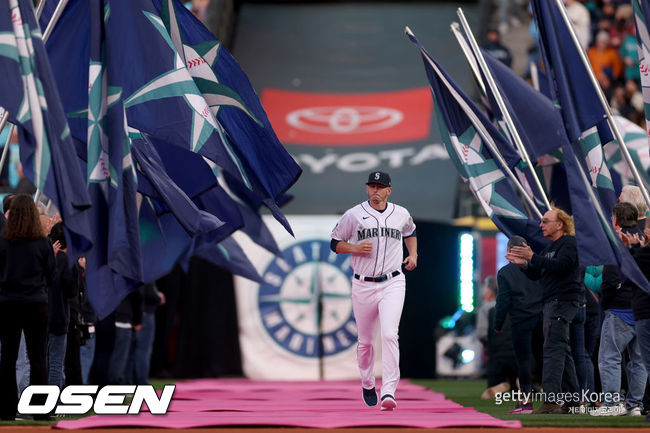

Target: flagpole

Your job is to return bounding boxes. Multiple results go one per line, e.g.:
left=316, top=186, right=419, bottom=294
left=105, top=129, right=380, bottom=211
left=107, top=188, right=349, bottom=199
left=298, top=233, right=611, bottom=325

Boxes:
left=42, top=0, right=68, bottom=43
left=450, top=23, right=543, bottom=220
left=33, top=0, right=69, bottom=205
left=35, top=0, right=48, bottom=20
left=0, top=108, right=14, bottom=180
left=450, top=23, right=486, bottom=95
left=530, top=62, right=539, bottom=92
left=456, top=8, right=552, bottom=211
left=0, top=109, right=8, bottom=137
left=405, top=26, right=544, bottom=221
left=550, top=0, right=650, bottom=209
left=570, top=151, right=619, bottom=244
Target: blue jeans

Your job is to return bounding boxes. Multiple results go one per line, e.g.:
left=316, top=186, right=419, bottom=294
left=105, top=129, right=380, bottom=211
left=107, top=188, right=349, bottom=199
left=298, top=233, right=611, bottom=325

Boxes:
left=570, top=305, right=587, bottom=395
left=583, top=312, right=600, bottom=395
left=47, top=333, right=67, bottom=388
left=598, top=312, right=646, bottom=408
left=16, top=332, right=30, bottom=398
left=80, top=337, right=96, bottom=385
left=108, top=328, right=133, bottom=384
left=128, top=312, right=155, bottom=385
left=634, top=318, right=650, bottom=401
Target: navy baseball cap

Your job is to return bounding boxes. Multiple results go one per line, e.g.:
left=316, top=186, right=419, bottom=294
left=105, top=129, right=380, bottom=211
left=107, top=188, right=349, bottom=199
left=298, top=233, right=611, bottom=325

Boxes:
left=366, top=171, right=391, bottom=187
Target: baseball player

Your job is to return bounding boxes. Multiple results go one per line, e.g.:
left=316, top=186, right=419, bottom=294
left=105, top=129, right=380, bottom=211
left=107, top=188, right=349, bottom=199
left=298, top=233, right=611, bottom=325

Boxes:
left=330, top=171, right=417, bottom=411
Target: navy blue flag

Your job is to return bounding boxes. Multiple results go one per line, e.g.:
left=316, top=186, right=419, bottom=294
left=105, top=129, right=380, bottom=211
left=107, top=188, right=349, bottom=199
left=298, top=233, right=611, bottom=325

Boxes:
left=131, top=133, right=224, bottom=237
left=481, top=50, right=568, bottom=161
left=562, top=142, right=650, bottom=293
left=478, top=50, right=557, bottom=212
left=0, top=0, right=92, bottom=258
left=154, top=0, right=301, bottom=235
left=41, top=0, right=293, bottom=315
left=79, top=0, right=146, bottom=317
left=530, top=0, right=612, bottom=145
left=193, top=236, right=263, bottom=283
left=531, top=0, right=617, bottom=214
left=407, top=28, right=548, bottom=251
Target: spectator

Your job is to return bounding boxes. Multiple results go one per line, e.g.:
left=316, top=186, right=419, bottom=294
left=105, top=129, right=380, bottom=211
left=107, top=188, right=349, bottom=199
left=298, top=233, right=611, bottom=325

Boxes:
left=477, top=276, right=497, bottom=346
left=588, top=31, right=623, bottom=83
left=619, top=28, right=640, bottom=84
left=566, top=0, right=592, bottom=50
left=107, top=290, right=143, bottom=384
left=495, top=235, right=544, bottom=414
left=47, top=222, right=79, bottom=389
left=0, top=194, right=57, bottom=420
left=591, top=203, right=645, bottom=416
left=482, top=28, right=513, bottom=68
left=608, top=4, right=634, bottom=50
left=507, top=207, right=583, bottom=414
left=127, top=283, right=165, bottom=385
left=619, top=185, right=648, bottom=231
left=583, top=265, right=603, bottom=399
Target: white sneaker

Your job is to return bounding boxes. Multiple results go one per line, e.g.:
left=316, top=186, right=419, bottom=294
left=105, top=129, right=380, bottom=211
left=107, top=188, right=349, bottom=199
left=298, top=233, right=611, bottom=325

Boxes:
left=627, top=407, right=642, bottom=416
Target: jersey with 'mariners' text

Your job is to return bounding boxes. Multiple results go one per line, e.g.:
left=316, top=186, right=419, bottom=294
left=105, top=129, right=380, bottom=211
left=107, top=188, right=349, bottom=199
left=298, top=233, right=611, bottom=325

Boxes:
left=331, top=201, right=415, bottom=277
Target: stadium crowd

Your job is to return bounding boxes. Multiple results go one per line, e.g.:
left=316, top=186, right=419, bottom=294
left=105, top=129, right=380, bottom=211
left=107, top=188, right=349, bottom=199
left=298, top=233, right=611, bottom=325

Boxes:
left=0, top=192, right=165, bottom=421
left=480, top=186, right=650, bottom=420
left=486, top=0, right=645, bottom=128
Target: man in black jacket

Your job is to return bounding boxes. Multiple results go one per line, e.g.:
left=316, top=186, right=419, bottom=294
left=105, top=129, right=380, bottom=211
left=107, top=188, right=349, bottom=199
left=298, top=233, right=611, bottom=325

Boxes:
left=626, top=216, right=650, bottom=422
left=496, top=235, right=543, bottom=414
left=507, top=208, right=583, bottom=414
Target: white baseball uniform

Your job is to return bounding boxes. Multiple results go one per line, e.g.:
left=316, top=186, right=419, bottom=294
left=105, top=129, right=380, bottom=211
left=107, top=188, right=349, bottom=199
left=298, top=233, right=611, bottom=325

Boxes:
left=331, top=200, right=416, bottom=399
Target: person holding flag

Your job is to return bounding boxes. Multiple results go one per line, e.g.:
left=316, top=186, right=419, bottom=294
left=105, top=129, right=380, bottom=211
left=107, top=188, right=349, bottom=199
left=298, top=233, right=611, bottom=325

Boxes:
left=507, top=208, right=583, bottom=414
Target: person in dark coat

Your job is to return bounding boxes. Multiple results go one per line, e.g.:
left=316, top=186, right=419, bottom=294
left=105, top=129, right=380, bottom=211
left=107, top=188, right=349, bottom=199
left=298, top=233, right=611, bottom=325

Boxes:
left=507, top=207, right=583, bottom=414
left=495, top=235, right=543, bottom=414
left=0, top=194, right=57, bottom=420
left=47, top=222, right=80, bottom=389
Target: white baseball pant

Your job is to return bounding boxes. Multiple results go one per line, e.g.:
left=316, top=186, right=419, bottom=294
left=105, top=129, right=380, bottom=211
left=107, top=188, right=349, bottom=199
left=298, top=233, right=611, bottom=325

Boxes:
left=351, top=274, right=406, bottom=398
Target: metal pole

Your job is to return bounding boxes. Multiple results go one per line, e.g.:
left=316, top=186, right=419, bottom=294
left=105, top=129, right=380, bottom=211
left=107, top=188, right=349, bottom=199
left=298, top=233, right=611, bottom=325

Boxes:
left=33, top=0, right=69, bottom=203
left=0, top=109, right=8, bottom=136
left=530, top=62, right=539, bottom=92
left=35, top=0, right=48, bottom=20
left=571, top=151, right=619, bottom=244
left=406, top=27, right=544, bottom=220
left=457, top=8, right=552, bottom=211
left=550, top=0, right=650, bottom=209
left=450, top=23, right=485, bottom=95
left=0, top=124, right=14, bottom=178
left=42, top=0, right=68, bottom=43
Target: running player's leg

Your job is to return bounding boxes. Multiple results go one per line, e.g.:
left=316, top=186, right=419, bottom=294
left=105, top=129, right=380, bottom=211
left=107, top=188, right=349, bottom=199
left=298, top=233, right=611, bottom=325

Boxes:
left=377, top=277, right=406, bottom=399
left=351, top=281, right=380, bottom=390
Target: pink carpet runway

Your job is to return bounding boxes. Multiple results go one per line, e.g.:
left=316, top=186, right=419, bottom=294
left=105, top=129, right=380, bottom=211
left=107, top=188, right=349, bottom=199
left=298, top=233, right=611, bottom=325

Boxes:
left=54, top=379, right=521, bottom=429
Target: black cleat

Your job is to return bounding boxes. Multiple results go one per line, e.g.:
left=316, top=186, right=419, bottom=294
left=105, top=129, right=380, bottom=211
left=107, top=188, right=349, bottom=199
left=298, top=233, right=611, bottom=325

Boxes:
left=362, top=387, right=378, bottom=406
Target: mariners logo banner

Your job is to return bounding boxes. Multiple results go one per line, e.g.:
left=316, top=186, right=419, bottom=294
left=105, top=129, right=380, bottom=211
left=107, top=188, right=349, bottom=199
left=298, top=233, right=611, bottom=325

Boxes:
left=234, top=215, right=382, bottom=380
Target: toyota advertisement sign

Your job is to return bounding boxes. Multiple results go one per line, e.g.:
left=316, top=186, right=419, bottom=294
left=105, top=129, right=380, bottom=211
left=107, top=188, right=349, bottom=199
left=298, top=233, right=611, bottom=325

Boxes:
left=232, top=3, right=478, bottom=221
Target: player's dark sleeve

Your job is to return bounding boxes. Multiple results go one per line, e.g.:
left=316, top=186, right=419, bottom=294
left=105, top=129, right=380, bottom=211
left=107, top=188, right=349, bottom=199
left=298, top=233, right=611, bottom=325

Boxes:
left=404, top=230, right=417, bottom=238
left=330, top=239, right=341, bottom=253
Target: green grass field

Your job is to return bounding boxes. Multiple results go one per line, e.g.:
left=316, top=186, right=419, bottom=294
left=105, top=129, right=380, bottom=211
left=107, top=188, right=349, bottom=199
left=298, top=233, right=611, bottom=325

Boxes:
left=414, top=378, right=650, bottom=427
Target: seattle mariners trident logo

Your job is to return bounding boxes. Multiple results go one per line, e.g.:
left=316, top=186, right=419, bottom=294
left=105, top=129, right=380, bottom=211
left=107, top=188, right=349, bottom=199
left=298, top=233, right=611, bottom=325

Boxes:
left=257, top=240, right=357, bottom=357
